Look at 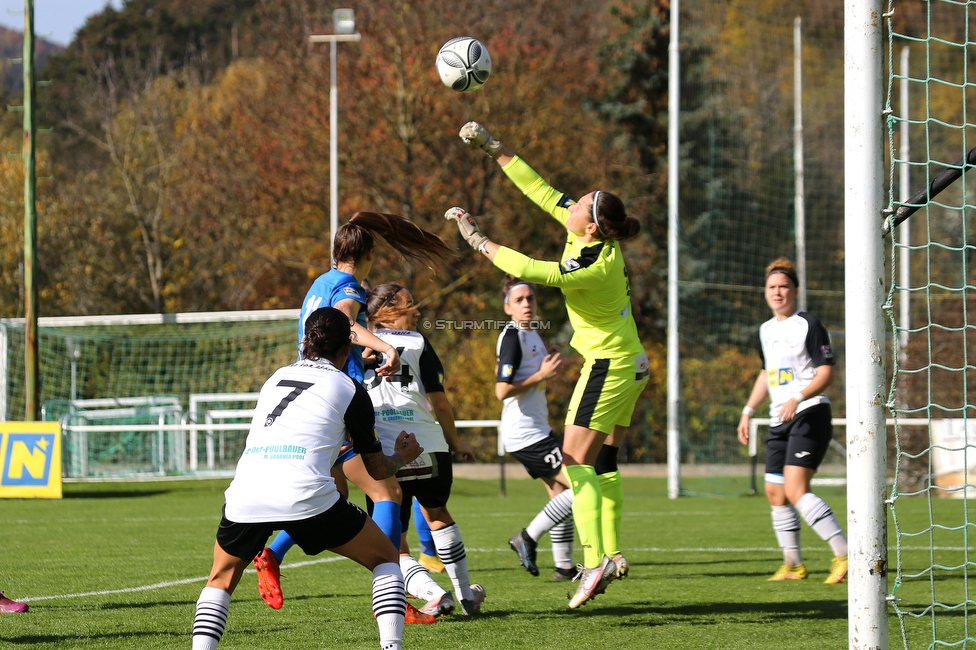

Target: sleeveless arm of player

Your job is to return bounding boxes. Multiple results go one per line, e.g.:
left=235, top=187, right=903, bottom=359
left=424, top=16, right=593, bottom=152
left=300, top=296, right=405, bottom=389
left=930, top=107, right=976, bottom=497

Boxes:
left=501, top=156, right=570, bottom=227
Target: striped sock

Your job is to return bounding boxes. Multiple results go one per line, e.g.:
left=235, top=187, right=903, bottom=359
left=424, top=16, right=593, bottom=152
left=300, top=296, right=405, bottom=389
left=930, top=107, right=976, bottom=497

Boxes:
left=431, top=523, right=473, bottom=601
left=192, top=587, right=230, bottom=650
left=549, top=518, right=576, bottom=570
left=771, top=504, right=802, bottom=566
left=526, top=489, right=573, bottom=540
left=372, top=562, right=405, bottom=650
left=400, top=554, right=445, bottom=602
left=795, top=492, right=848, bottom=556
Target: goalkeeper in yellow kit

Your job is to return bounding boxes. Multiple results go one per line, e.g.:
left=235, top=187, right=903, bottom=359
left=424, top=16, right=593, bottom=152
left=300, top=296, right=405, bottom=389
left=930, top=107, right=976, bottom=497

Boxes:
left=447, top=122, right=649, bottom=609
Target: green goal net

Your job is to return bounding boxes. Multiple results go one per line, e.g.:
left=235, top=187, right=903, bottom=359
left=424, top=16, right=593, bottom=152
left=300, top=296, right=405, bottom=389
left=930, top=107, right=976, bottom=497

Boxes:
left=886, top=0, right=976, bottom=647
left=0, top=311, right=297, bottom=478
left=677, top=2, right=846, bottom=494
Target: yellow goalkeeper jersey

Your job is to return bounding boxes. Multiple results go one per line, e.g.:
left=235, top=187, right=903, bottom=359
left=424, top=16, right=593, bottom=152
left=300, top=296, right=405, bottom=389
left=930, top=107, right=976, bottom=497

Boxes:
left=492, top=156, right=644, bottom=364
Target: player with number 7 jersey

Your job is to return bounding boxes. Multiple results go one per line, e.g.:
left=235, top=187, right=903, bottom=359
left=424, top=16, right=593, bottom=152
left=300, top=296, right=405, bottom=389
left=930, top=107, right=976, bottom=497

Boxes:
left=364, top=283, right=486, bottom=616
left=191, top=307, right=423, bottom=650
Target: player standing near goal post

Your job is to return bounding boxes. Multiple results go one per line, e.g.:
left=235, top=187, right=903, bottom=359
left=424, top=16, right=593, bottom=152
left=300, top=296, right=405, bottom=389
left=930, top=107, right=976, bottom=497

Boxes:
left=736, top=258, right=849, bottom=584
left=447, top=122, right=648, bottom=609
left=255, top=212, right=454, bottom=623
left=190, top=307, right=423, bottom=650
left=495, top=278, right=577, bottom=581
left=363, top=282, right=486, bottom=615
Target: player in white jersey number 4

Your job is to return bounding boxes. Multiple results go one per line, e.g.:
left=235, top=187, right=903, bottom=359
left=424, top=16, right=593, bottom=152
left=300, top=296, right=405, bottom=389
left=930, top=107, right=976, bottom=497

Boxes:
left=363, top=283, right=486, bottom=616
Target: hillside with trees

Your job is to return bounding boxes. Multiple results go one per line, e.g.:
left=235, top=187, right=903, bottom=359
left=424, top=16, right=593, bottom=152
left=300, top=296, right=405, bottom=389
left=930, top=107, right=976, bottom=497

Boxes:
left=0, top=25, right=63, bottom=96
left=2, top=0, right=961, bottom=463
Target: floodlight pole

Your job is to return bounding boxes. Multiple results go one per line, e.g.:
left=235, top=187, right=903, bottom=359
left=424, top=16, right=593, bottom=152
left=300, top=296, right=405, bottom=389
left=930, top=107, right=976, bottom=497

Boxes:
left=23, top=0, right=38, bottom=421
left=309, top=9, right=361, bottom=263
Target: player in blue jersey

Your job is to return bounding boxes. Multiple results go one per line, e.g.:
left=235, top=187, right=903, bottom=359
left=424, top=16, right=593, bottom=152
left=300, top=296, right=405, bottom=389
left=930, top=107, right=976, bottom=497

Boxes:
left=737, top=258, right=848, bottom=585
left=254, top=212, right=454, bottom=621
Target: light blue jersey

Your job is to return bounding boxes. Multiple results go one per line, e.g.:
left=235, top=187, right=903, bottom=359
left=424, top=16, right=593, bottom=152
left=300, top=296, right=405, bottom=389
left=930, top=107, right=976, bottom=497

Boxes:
left=299, top=269, right=368, bottom=381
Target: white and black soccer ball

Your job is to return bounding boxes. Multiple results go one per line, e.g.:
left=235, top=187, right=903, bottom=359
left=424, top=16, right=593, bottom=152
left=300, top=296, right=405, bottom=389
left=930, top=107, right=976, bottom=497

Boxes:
left=435, top=36, right=492, bottom=92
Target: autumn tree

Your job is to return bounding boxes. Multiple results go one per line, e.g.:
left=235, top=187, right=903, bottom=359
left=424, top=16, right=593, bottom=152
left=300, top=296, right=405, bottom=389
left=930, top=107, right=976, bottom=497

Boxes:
left=56, top=48, right=196, bottom=313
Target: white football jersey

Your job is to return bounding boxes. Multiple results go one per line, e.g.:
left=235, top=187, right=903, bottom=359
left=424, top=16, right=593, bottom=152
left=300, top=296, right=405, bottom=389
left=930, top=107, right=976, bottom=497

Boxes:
left=495, top=322, right=551, bottom=452
left=364, top=329, right=449, bottom=456
left=224, top=357, right=380, bottom=522
left=759, top=311, right=835, bottom=426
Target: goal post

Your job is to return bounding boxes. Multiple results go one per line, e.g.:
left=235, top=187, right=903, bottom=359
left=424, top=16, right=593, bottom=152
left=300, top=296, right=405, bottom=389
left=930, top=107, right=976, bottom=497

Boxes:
left=846, top=0, right=888, bottom=647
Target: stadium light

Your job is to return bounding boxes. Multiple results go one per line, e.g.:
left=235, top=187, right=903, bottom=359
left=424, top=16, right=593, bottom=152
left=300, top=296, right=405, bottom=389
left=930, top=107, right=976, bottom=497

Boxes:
left=309, top=9, right=362, bottom=263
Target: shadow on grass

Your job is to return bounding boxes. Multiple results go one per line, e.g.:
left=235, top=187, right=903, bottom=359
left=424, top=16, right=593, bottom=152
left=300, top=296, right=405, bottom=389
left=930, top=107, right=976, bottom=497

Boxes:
left=2, top=630, right=188, bottom=645
left=589, top=598, right=849, bottom=625
left=63, top=490, right=170, bottom=499
left=93, top=591, right=350, bottom=611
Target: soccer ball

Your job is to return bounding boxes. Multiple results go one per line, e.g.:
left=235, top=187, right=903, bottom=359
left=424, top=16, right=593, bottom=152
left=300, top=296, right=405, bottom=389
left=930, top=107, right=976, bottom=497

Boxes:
left=435, top=37, right=491, bottom=92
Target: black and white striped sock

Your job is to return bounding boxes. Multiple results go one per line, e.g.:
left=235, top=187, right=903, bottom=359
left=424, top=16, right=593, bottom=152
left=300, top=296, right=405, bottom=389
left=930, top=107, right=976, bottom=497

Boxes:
left=191, top=587, right=230, bottom=650
left=431, top=523, right=473, bottom=601
left=526, top=489, right=574, bottom=540
left=372, top=562, right=405, bottom=650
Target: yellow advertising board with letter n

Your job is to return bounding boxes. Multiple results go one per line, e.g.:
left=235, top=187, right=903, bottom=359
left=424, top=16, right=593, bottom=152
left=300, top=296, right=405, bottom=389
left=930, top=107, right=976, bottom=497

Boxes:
left=0, top=422, right=62, bottom=499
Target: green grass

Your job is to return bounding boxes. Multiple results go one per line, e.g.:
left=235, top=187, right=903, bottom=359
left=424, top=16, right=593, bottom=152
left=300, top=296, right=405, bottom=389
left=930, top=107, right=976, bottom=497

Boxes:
left=0, top=477, right=970, bottom=649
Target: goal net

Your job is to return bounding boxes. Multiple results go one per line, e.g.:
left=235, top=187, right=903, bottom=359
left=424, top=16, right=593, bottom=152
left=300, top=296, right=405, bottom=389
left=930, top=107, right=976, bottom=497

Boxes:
left=0, top=310, right=298, bottom=478
left=886, top=0, right=976, bottom=647
left=676, top=2, right=846, bottom=494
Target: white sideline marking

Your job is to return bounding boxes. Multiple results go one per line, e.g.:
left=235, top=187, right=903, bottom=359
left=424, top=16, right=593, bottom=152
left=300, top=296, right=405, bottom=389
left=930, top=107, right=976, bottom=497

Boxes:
left=19, top=544, right=972, bottom=603
left=19, top=556, right=347, bottom=603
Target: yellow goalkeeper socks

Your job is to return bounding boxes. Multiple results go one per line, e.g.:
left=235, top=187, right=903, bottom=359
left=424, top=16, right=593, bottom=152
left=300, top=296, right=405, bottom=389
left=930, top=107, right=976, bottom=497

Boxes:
left=563, top=464, right=603, bottom=567
left=598, top=470, right=623, bottom=558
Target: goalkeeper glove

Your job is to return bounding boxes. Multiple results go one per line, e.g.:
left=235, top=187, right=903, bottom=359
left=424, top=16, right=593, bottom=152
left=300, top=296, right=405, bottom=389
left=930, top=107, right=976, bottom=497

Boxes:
left=444, top=207, right=490, bottom=252
left=459, top=122, right=503, bottom=157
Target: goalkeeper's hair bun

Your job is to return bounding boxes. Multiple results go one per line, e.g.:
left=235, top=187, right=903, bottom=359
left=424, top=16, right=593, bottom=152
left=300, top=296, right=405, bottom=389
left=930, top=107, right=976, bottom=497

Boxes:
left=302, top=307, right=351, bottom=361
left=593, top=192, right=641, bottom=242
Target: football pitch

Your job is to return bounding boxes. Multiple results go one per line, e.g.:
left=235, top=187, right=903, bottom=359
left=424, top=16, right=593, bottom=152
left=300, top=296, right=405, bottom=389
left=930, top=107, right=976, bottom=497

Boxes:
left=0, top=476, right=966, bottom=649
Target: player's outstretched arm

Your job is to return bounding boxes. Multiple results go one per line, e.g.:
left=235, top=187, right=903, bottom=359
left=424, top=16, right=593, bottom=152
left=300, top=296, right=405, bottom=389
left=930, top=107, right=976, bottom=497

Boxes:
left=444, top=207, right=500, bottom=260
left=361, top=431, right=423, bottom=480
left=459, top=122, right=514, bottom=166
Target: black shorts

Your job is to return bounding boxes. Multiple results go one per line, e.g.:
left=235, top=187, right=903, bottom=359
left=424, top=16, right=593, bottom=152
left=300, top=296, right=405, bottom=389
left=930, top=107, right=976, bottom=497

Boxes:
left=510, top=433, right=564, bottom=479
left=216, top=497, right=368, bottom=562
left=765, top=403, right=833, bottom=476
left=398, top=452, right=453, bottom=531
